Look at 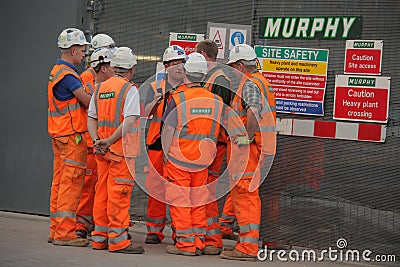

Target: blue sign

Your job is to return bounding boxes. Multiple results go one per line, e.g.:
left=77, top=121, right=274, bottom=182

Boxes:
left=276, top=99, right=323, bottom=116
left=230, top=31, right=245, bottom=46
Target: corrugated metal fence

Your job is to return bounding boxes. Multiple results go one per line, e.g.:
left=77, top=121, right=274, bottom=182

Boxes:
left=91, top=0, right=400, bottom=258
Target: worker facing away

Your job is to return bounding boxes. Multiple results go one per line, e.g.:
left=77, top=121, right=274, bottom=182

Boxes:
left=161, top=52, right=224, bottom=256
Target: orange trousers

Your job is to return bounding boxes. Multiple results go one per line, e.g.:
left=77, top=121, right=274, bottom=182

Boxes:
left=219, top=193, right=237, bottom=235
left=227, top=142, right=261, bottom=256
left=49, top=133, right=87, bottom=241
left=165, top=162, right=208, bottom=253
left=91, top=153, right=135, bottom=251
left=205, top=143, right=226, bottom=248
left=145, top=149, right=167, bottom=241
left=76, top=150, right=97, bottom=233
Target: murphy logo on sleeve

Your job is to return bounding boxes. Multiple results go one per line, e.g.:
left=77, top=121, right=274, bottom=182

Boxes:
left=259, top=16, right=362, bottom=39
left=190, top=108, right=212, bottom=115
left=99, top=92, right=115, bottom=99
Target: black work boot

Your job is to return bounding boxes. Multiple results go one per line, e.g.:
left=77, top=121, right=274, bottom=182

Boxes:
left=145, top=233, right=161, bottom=244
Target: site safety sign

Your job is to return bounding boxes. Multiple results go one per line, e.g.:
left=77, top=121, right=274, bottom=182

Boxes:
left=169, top=32, right=204, bottom=55
left=344, top=40, right=383, bottom=75
left=255, top=45, right=329, bottom=116
left=333, top=75, right=391, bottom=123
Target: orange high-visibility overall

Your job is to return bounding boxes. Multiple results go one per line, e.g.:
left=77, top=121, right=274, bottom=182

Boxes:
left=91, top=76, right=140, bottom=251
left=202, top=67, right=231, bottom=248
left=226, top=72, right=276, bottom=256
left=76, top=71, right=97, bottom=234
left=165, top=88, right=223, bottom=253
left=145, top=81, right=186, bottom=241
left=48, top=64, right=88, bottom=242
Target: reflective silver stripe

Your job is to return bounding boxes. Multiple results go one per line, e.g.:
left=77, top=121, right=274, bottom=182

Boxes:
left=169, top=155, right=210, bottom=170
left=208, top=170, right=219, bottom=175
left=199, top=236, right=205, bottom=241
left=239, top=236, right=259, bottom=244
left=98, top=120, right=119, bottom=128
left=147, top=226, right=164, bottom=232
left=108, top=227, right=127, bottom=235
left=209, top=96, right=221, bottom=138
left=91, top=235, right=107, bottom=242
left=207, top=217, right=219, bottom=226
left=86, top=82, right=95, bottom=94
left=221, top=214, right=236, bottom=221
left=146, top=217, right=166, bottom=224
left=94, top=225, right=108, bottom=232
left=109, top=232, right=128, bottom=244
left=176, top=228, right=193, bottom=235
left=53, top=67, right=77, bottom=82
left=98, top=82, right=131, bottom=129
left=206, top=228, right=221, bottom=236
left=228, top=109, right=247, bottom=117
left=176, top=236, right=195, bottom=243
left=49, top=212, right=57, bottom=218
left=152, top=117, right=162, bottom=122
left=232, top=172, right=255, bottom=179
left=252, top=75, right=268, bottom=96
left=76, top=215, right=93, bottom=227
left=259, top=126, right=276, bottom=132
left=114, top=177, right=134, bottom=184
left=192, top=227, right=206, bottom=235
left=64, top=158, right=87, bottom=168
left=56, top=211, right=75, bottom=218
left=220, top=222, right=233, bottom=227
left=239, top=224, right=260, bottom=233
left=227, top=126, right=247, bottom=136
left=49, top=102, right=81, bottom=117
left=173, top=131, right=217, bottom=142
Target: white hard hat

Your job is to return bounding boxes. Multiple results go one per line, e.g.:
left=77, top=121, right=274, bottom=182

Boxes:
left=91, top=33, right=115, bottom=49
left=227, top=44, right=257, bottom=64
left=57, top=28, right=90, bottom=49
left=184, top=52, right=208, bottom=75
left=162, top=45, right=187, bottom=63
left=111, top=47, right=137, bottom=69
left=90, top=47, right=113, bottom=68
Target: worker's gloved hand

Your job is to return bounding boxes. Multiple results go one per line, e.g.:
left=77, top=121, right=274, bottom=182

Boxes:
left=234, top=136, right=254, bottom=146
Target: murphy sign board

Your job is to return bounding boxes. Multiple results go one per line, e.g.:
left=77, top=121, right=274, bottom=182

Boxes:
left=259, top=17, right=362, bottom=39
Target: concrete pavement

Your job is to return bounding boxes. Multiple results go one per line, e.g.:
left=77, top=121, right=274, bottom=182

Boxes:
left=0, top=211, right=381, bottom=267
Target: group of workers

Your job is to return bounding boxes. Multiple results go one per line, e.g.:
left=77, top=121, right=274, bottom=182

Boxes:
left=47, top=27, right=276, bottom=261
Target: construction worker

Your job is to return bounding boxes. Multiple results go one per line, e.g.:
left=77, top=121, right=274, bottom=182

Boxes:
left=80, top=33, right=116, bottom=89
left=195, top=40, right=231, bottom=255
left=75, top=47, right=115, bottom=239
left=144, top=45, right=187, bottom=244
left=162, top=52, right=224, bottom=256
left=47, top=27, right=91, bottom=247
left=87, top=47, right=144, bottom=254
left=219, top=44, right=276, bottom=261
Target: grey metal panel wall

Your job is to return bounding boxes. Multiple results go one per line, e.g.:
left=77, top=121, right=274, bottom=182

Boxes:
left=0, top=0, right=89, bottom=214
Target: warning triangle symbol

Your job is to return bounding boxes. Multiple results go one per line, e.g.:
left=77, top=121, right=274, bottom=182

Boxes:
left=255, top=59, right=261, bottom=71
left=212, top=31, right=223, bottom=49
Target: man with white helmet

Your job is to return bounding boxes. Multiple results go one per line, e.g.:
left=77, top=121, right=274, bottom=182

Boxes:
left=219, top=44, right=276, bottom=261
left=75, top=47, right=115, bottom=240
left=161, top=52, right=224, bottom=256
left=143, top=45, right=187, bottom=245
left=80, top=33, right=116, bottom=92
left=47, top=27, right=91, bottom=247
left=88, top=47, right=144, bottom=254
